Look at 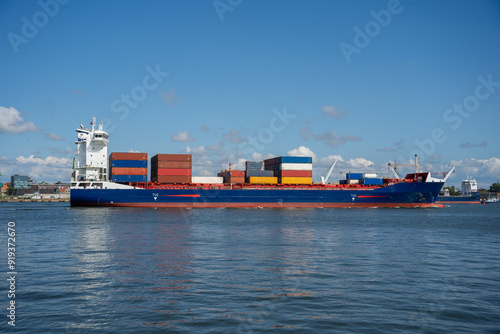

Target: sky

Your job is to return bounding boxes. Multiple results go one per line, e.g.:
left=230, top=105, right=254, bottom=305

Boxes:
left=0, top=0, right=499, bottom=187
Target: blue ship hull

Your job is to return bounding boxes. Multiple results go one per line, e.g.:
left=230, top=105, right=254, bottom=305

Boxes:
left=70, top=181, right=445, bottom=208
left=436, top=192, right=481, bottom=204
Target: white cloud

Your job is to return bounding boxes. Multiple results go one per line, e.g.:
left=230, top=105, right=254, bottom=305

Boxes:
left=315, top=130, right=361, bottom=147
left=346, top=158, right=374, bottom=169
left=250, top=152, right=275, bottom=161
left=450, top=157, right=500, bottom=175
left=413, top=157, right=500, bottom=188
left=395, top=139, right=405, bottom=150
left=460, top=141, right=487, bottom=149
left=322, top=105, right=346, bottom=119
left=206, top=145, right=221, bottom=151
left=286, top=146, right=317, bottom=161
left=171, top=130, right=195, bottom=142
left=128, top=149, right=140, bottom=153
left=316, top=155, right=345, bottom=167
left=162, top=89, right=180, bottom=106
left=300, top=126, right=313, bottom=140
left=2, top=155, right=73, bottom=183
left=232, top=158, right=247, bottom=170
left=377, top=146, right=395, bottom=152
left=44, top=133, right=64, bottom=141
left=198, top=169, right=213, bottom=176
left=16, top=155, right=71, bottom=167
left=223, top=129, right=246, bottom=144
left=189, top=146, right=207, bottom=155
left=0, top=106, right=38, bottom=134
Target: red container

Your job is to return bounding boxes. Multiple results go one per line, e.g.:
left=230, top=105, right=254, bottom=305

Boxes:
left=110, top=152, right=148, bottom=161
left=156, top=168, right=192, bottom=176
left=229, top=177, right=245, bottom=184
left=152, top=161, right=192, bottom=169
left=218, top=170, right=245, bottom=177
left=111, top=167, right=147, bottom=175
left=279, top=170, right=313, bottom=177
left=152, top=154, right=192, bottom=162
left=153, top=175, right=192, bottom=184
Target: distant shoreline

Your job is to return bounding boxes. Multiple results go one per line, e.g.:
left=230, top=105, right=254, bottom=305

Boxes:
left=0, top=198, right=69, bottom=203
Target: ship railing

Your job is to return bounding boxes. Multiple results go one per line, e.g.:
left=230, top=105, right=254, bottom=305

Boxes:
left=132, top=182, right=386, bottom=191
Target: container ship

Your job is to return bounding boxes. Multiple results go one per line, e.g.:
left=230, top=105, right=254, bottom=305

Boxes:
left=70, top=117, right=447, bottom=208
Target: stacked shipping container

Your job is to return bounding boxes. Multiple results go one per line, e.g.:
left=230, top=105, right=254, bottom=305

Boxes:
left=264, top=156, right=313, bottom=184
left=245, top=160, right=276, bottom=184
left=217, top=170, right=245, bottom=184
left=151, top=154, right=192, bottom=184
left=246, top=161, right=263, bottom=171
left=109, top=152, right=148, bottom=183
left=344, top=172, right=384, bottom=185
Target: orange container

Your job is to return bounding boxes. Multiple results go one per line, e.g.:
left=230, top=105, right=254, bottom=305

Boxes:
left=152, top=154, right=192, bottom=162
left=152, top=161, right=192, bottom=169
left=111, top=167, right=147, bottom=175
left=156, top=168, right=192, bottom=176
left=228, top=177, right=245, bottom=184
left=110, top=152, right=148, bottom=161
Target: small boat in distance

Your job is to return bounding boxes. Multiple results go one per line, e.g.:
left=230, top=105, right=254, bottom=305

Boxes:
left=483, top=196, right=499, bottom=204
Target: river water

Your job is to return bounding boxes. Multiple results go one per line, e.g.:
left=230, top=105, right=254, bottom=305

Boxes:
left=1, top=202, right=499, bottom=333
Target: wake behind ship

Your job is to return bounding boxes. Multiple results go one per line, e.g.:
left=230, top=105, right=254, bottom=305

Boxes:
left=70, top=117, right=447, bottom=208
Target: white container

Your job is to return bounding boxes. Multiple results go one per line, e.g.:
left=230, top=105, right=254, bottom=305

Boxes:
left=279, top=163, right=313, bottom=171
left=363, top=173, right=378, bottom=179
left=191, top=176, right=224, bottom=184
left=347, top=179, right=359, bottom=185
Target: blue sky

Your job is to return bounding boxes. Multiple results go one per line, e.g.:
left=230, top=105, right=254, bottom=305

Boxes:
left=0, top=0, right=499, bottom=187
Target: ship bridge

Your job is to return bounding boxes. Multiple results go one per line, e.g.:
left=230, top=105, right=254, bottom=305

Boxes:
left=72, top=116, right=109, bottom=182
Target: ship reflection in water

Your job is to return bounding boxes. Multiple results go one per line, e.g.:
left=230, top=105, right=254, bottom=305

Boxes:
left=55, top=205, right=500, bottom=333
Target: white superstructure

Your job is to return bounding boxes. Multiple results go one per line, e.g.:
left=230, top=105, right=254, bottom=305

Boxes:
left=73, top=116, right=109, bottom=182
left=71, top=117, right=137, bottom=190
left=461, top=177, right=478, bottom=195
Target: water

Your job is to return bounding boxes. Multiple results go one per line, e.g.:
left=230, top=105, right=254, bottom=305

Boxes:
left=1, top=203, right=499, bottom=333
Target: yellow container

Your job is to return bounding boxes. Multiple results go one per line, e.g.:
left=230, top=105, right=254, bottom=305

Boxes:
left=248, top=177, right=278, bottom=184
left=280, top=177, right=313, bottom=184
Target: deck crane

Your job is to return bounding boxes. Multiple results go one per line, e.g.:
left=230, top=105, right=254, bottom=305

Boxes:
left=387, top=155, right=420, bottom=179
left=321, top=160, right=337, bottom=184
left=441, top=167, right=455, bottom=182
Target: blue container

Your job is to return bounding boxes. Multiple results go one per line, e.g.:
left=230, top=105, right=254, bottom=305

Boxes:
left=346, top=173, right=363, bottom=180
left=112, top=175, right=147, bottom=183
left=362, top=178, right=383, bottom=185
left=111, top=160, right=148, bottom=168
left=246, top=161, right=263, bottom=171
left=280, top=156, right=313, bottom=164
left=246, top=170, right=275, bottom=177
